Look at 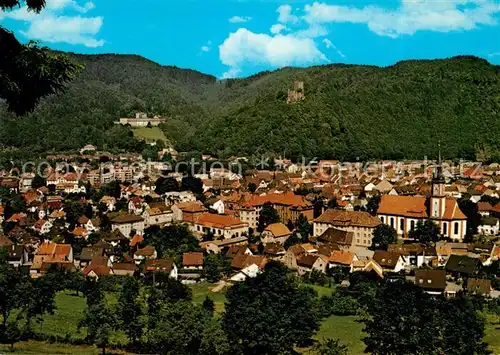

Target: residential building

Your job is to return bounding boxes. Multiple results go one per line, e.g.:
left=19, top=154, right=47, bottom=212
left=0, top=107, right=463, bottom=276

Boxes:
left=261, top=223, right=292, bottom=244
left=414, top=269, right=447, bottom=295
left=313, top=209, right=381, bottom=248
left=372, top=250, right=405, bottom=273
left=142, top=205, right=173, bottom=227
left=477, top=216, right=499, bottom=235
left=315, top=227, right=355, bottom=251
left=190, top=213, right=248, bottom=239
left=444, top=255, right=481, bottom=277
left=134, top=245, right=157, bottom=264
left=296, top=254, right=328, bottom=275
left=182, top=252, right=204, bottom=270
left=241, top=192, right=314, bottom=228
left=144, top=258, right=178, bottom=279
left=111, top=214, right=145, bottom=237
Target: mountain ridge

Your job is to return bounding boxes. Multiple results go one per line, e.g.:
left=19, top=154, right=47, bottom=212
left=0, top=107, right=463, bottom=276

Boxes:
left=0, top=53, right=499, bottom=163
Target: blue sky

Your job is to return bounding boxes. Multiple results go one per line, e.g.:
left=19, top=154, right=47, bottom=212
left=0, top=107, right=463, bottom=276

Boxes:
left=1, top=0, right=499, bottom=78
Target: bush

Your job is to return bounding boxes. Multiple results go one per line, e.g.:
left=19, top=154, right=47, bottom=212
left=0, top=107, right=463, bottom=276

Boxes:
left=319, top=291, right=360, bottom=317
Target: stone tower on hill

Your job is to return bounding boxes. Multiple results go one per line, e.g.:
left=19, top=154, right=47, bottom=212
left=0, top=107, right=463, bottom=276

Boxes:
left=287, top=80, right=305, bottom=104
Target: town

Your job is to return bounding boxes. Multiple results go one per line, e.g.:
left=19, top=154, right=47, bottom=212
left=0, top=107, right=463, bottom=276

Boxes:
left=0, top=142, right=499, bottom=353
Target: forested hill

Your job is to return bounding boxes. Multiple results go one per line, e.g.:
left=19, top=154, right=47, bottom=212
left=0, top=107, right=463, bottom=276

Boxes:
left=0, top=53, right=499, bottom=161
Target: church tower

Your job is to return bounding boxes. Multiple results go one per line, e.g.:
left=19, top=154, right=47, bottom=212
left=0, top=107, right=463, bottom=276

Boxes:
left=430, top=143, right=446, bottom=219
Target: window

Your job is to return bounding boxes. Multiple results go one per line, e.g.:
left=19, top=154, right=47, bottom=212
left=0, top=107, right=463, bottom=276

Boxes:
left=410, top=220, right=415, bottom=230
left=400, top=218, right=404, bottom=231
left=380, top=216, right=384, bottom=223
left=454, top=222, right=459, bottom=235
left=390, top=217, right=395, bottom=228
left=443, top=223, right=447, bottom=235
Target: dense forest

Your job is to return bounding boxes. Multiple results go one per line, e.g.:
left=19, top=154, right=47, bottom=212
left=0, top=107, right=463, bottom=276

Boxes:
left=0, top=53, right=499, bottom=162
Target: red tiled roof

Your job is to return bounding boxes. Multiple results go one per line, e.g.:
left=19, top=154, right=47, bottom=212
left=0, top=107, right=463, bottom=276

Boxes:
left=328, top=250, right=354, bottom=265
left=442, top=199, right=467, bottom=220
left=182, top=252, right=204, bottom=266
left=314, top=209, right=381, bottom=228
left=54, top=244, right=71, bottom=257
left=195, top=213, right=248, bottom=229
left=264, top=223, right=291, bottom=238
left=244, top=192, right=312, bottom=209
left=130, top=234, right=144, bottom=247
left=377, top=195, right=427, bottom=218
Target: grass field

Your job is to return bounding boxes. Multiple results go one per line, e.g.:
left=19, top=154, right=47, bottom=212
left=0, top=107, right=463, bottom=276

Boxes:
left=7, top=284, right=500, bottom=355
left=0, top=340, right=132, bottom=355
left=132, top=127, right=167, bottom=143
left=315, top=315, right=365, bottom=355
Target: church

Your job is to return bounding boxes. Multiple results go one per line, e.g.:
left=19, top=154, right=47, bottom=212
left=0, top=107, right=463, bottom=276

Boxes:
left=377, top=158, right=467, bottom=241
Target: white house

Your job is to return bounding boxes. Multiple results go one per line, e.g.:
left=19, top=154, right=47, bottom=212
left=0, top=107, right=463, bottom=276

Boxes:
left=190, top=213, right=248, bottom=239
left=230, top=263, right=261, bottom=282
left=478, top=217, right=499, bottom=236
left=210, top=199, right=225, bottom=214
left=373, top=250, right=406, bottom=273
left=111, top=215, right=145, bottom=237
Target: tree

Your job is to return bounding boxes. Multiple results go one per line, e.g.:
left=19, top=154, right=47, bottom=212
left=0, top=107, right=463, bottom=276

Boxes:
left=78, top=300, right=118, bottom=355
left=21, top=276, right=57, bottom=333
left=181, top=176, right=203, bottom=195
left=248, top=182, right=257, bottom=193
left=66, top=271, right=86, bottom=296
left=117, top=276, right=143, bottom=345
left=257, top=202, right=280, bottom=232
left=313, top=338, right=348, bottom=355
left=327, top=198, right=338, bottom=209
left=202, top=296, right=215, bottom=316
left=2, top=320, right=21, bottom=351
left=31, top=174, right=46, bottom=189
left=147, top=301, right=208, bottom=355
left=370, top=224, right=397, bottom=250
left=0, top=186, right=26, bottom=218
left=297, top=213, right=312, bottom=239
left=0, top=1, right=81, bottom=116
left=99, top=181, right=121, bottom=199
left=203, top=253, right=232, bottom=283
left=222, top=261, right=321, bottom=354
left=362, top=280, right=490, bottom=355
left=199, top=320, right=231, bottom=355
left=408, top=219, right=440, bottom=245
left=155, top=177, right=179, bottom=195
left=458, top=197, right=481, bottom=237
left=142, top=224, right=198, bottom=258
left=366, top=194, right=381, bottom=216
left=0, top=260, right=26, bottom=327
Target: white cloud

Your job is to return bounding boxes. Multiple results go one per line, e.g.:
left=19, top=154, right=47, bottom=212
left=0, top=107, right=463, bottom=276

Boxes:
left=322, top=38, right=345, bottom=58
left=303, top=0, right=500, bottom=38
left=488, top=52, right=500, bottom=57
left=229, top=15, right=252, bottom=23
left=1, top=0, right=104, bottom=47
left=277, top=4, right=299, bottom=24
left=21, top=15, right=104, bottom=47
left=47, top=0, right=95, bottom=13
left=221, top=67, right=242, bottom=80
left=219, top=28, right=327, bottom=78
left=270, top=23, right=287, bottom=34
left=201, top=40, right=212, bottom=52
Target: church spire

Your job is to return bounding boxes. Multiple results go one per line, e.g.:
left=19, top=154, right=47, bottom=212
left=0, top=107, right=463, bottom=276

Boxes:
left=433, top=140, right=444, bottom=182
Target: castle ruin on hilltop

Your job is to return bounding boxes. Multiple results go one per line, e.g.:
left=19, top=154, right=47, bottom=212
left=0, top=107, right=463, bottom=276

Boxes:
left=287, top=81, right=305, bottom=104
